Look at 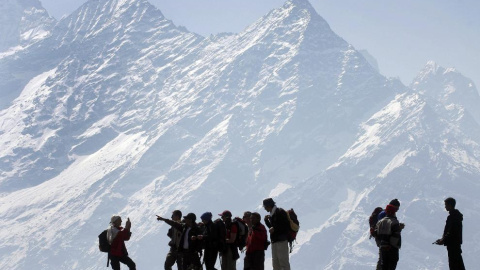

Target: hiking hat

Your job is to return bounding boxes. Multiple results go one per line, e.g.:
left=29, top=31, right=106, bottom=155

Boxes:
left=201, top=212, right=213, bottom=222
left=183, top=213, right=197, bottom=221
left=110, top=215, right=121, bottom=224
left=263, top=198, right=275, bottom=208
left=218, top=210, right=232, bottom=217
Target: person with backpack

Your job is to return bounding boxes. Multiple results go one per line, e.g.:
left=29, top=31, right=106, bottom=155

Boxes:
left=157, top=213, right=203, bottom=270
left=198, top=212, right=221, bottom=270
left=377, top=199, right=400, bottom=221
left=163, top=210, right=183, bottom=270
left=107, top=215, right=136, bottom=270
left=219, top=210, right=239, bottom=270
left=375, top=203, right=404, bottom=270
left=263, top=198, right=290, bottom=270
left=244, top=212, right=267, bottom=270
left=434, top=197, right=466, bottom=270
left=369, top=206, right=383, bottom=270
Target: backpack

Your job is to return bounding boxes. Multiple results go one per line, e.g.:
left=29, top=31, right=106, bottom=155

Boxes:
left=232, top=217, right=248, bottom=251
left=214, top=218, right=227, bottom=253
left=98, top=229, right=110, bottom=253
left=285, top=209, right=300, bottom=253
left=369, top=207, right=383, bottom=239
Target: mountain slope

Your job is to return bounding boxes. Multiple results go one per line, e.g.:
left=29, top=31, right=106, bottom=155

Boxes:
left=0, top=0, right=479, bottom=269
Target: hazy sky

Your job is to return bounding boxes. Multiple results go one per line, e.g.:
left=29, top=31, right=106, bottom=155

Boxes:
left=40, top=0, right=480, bottom=88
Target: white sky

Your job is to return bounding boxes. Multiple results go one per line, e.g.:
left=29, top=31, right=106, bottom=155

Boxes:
left=39, top=0, right=480, bottom=88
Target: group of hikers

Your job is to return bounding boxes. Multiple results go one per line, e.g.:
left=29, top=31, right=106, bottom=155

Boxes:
left=369, top=197, right=465, bottom=270
left=99, top=198, right=299, bottom=270
left=99, top=196, right=464, bottom=270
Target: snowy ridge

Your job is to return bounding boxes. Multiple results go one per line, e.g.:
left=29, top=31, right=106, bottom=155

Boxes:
left=0, top=0, right=55, bottom=54
left=0, top=0, right=479, bottom=269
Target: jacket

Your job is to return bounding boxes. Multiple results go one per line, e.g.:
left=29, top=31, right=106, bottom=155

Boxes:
left=109, top=227, right=132, bottom=257
left=265, top=207, right=290, bottom=243
left=443, top=209, right=463, bottom=246
left=376, top=216, right=402, bottom=249
left=164, top=219, right=201, bottom=252
left=246, top=223, right=267, bottom=253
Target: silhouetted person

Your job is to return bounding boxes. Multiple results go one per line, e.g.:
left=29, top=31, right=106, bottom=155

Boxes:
left=244, top=212, right=267, bottom=270
left=376, top=203, right=404, bottom=270
left=435, top=197, right=466, bottom=270
left=263, top=198, right=290, bottom=270
left=108, top=216, right=136, bottom=270
left=163, top=210, right=183, bottom=270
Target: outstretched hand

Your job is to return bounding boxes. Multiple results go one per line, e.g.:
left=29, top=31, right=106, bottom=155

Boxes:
left=156, top=215, right=165, bottom=221
left=434, top=239, right=444, bottom=245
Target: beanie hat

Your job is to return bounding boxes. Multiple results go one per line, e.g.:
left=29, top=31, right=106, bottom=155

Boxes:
left=385, top=204, right=398, bottom=215
left=201, top=212, right=213, bottom=222
left=263, top=198, right=275, bottom=208
left=110, top=215, right=121, bottom=224
left=389, top=199, right=400, bottom=208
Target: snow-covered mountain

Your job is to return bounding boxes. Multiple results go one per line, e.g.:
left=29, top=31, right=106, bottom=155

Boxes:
left=0, top=0, right=478, bottom=269
left=0, top=0, right=55, bottom=54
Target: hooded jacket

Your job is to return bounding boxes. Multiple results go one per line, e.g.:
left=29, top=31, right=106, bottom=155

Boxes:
left=443, top=209, right=463, bottom=246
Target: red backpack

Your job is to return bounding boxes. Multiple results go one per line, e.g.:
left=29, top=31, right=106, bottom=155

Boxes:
left=286, top=209, right=300, bottom=252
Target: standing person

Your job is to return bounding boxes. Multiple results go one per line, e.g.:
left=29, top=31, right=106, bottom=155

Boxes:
left=198, top=212, right=221, bottom=270
left=262, top=198, right=290, bottom=270
left=219, top=210, right=239, bottom=270
left=244, top=212, right=267, bottom=270
left=376, top=203, right=405, bottom=270
left=434, top=197, right=466, bottom=270
left=164, top=210, right=183, bottom=270
left=158, top=213, right=202, bottom=270
left=108, top=215, right=136, bottom=270
left=243, top=211, right=252, bottom=230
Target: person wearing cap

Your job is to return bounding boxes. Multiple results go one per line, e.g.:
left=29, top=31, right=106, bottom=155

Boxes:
left=107, top=215, right=136, bottom=270
left=219, top=210, right=239, bottom=270
left=375, top=202, right=405, bottom=270
left=244, top=212, right=267, bottom=270
left=434, top=197, right=465, bottom=270
left=377, top=199, right=401, bottom=221
left=262, top=198, right=290, bottom=270
left=198, top=212, right=221, bottom=270
left=157, top=212, right=202, bottom=270
left=163, top=210, right=183, bottom=270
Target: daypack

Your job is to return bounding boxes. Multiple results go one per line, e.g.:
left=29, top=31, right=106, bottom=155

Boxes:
left=213, top=218, right=227, bottom=253
left=98, top=229, right=110, bottom=253
left=232, top=217, right=248, bottom=251
left=369, top=207, right=383, bottom=239
left=286, top=209, right=300, bottom=253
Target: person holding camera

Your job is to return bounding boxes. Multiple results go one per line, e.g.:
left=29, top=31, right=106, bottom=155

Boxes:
left=108, top=215, right=136, bottom=270
left=434, top=197, right=465, bottom=270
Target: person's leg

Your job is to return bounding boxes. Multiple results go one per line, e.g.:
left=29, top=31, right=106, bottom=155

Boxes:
left=276, top=241, right=290, bottom=270
left=447, top=245, right=466, bottom=270
left=119, top=255, right=136, bottom=270
left=204, top=248, right=219, bottom=270
left=110, top=256, right=121, bottom=270
left=252, top=251, right=265, bottom=270
left=165, top=249, right=176, bottom=270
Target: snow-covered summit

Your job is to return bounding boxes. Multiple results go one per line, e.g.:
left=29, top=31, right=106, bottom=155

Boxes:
left=0, top=0, right=55, bottom=53
left=0, top=0, right=479, bottom=269
left=411, top=61, right=480, bottom=124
